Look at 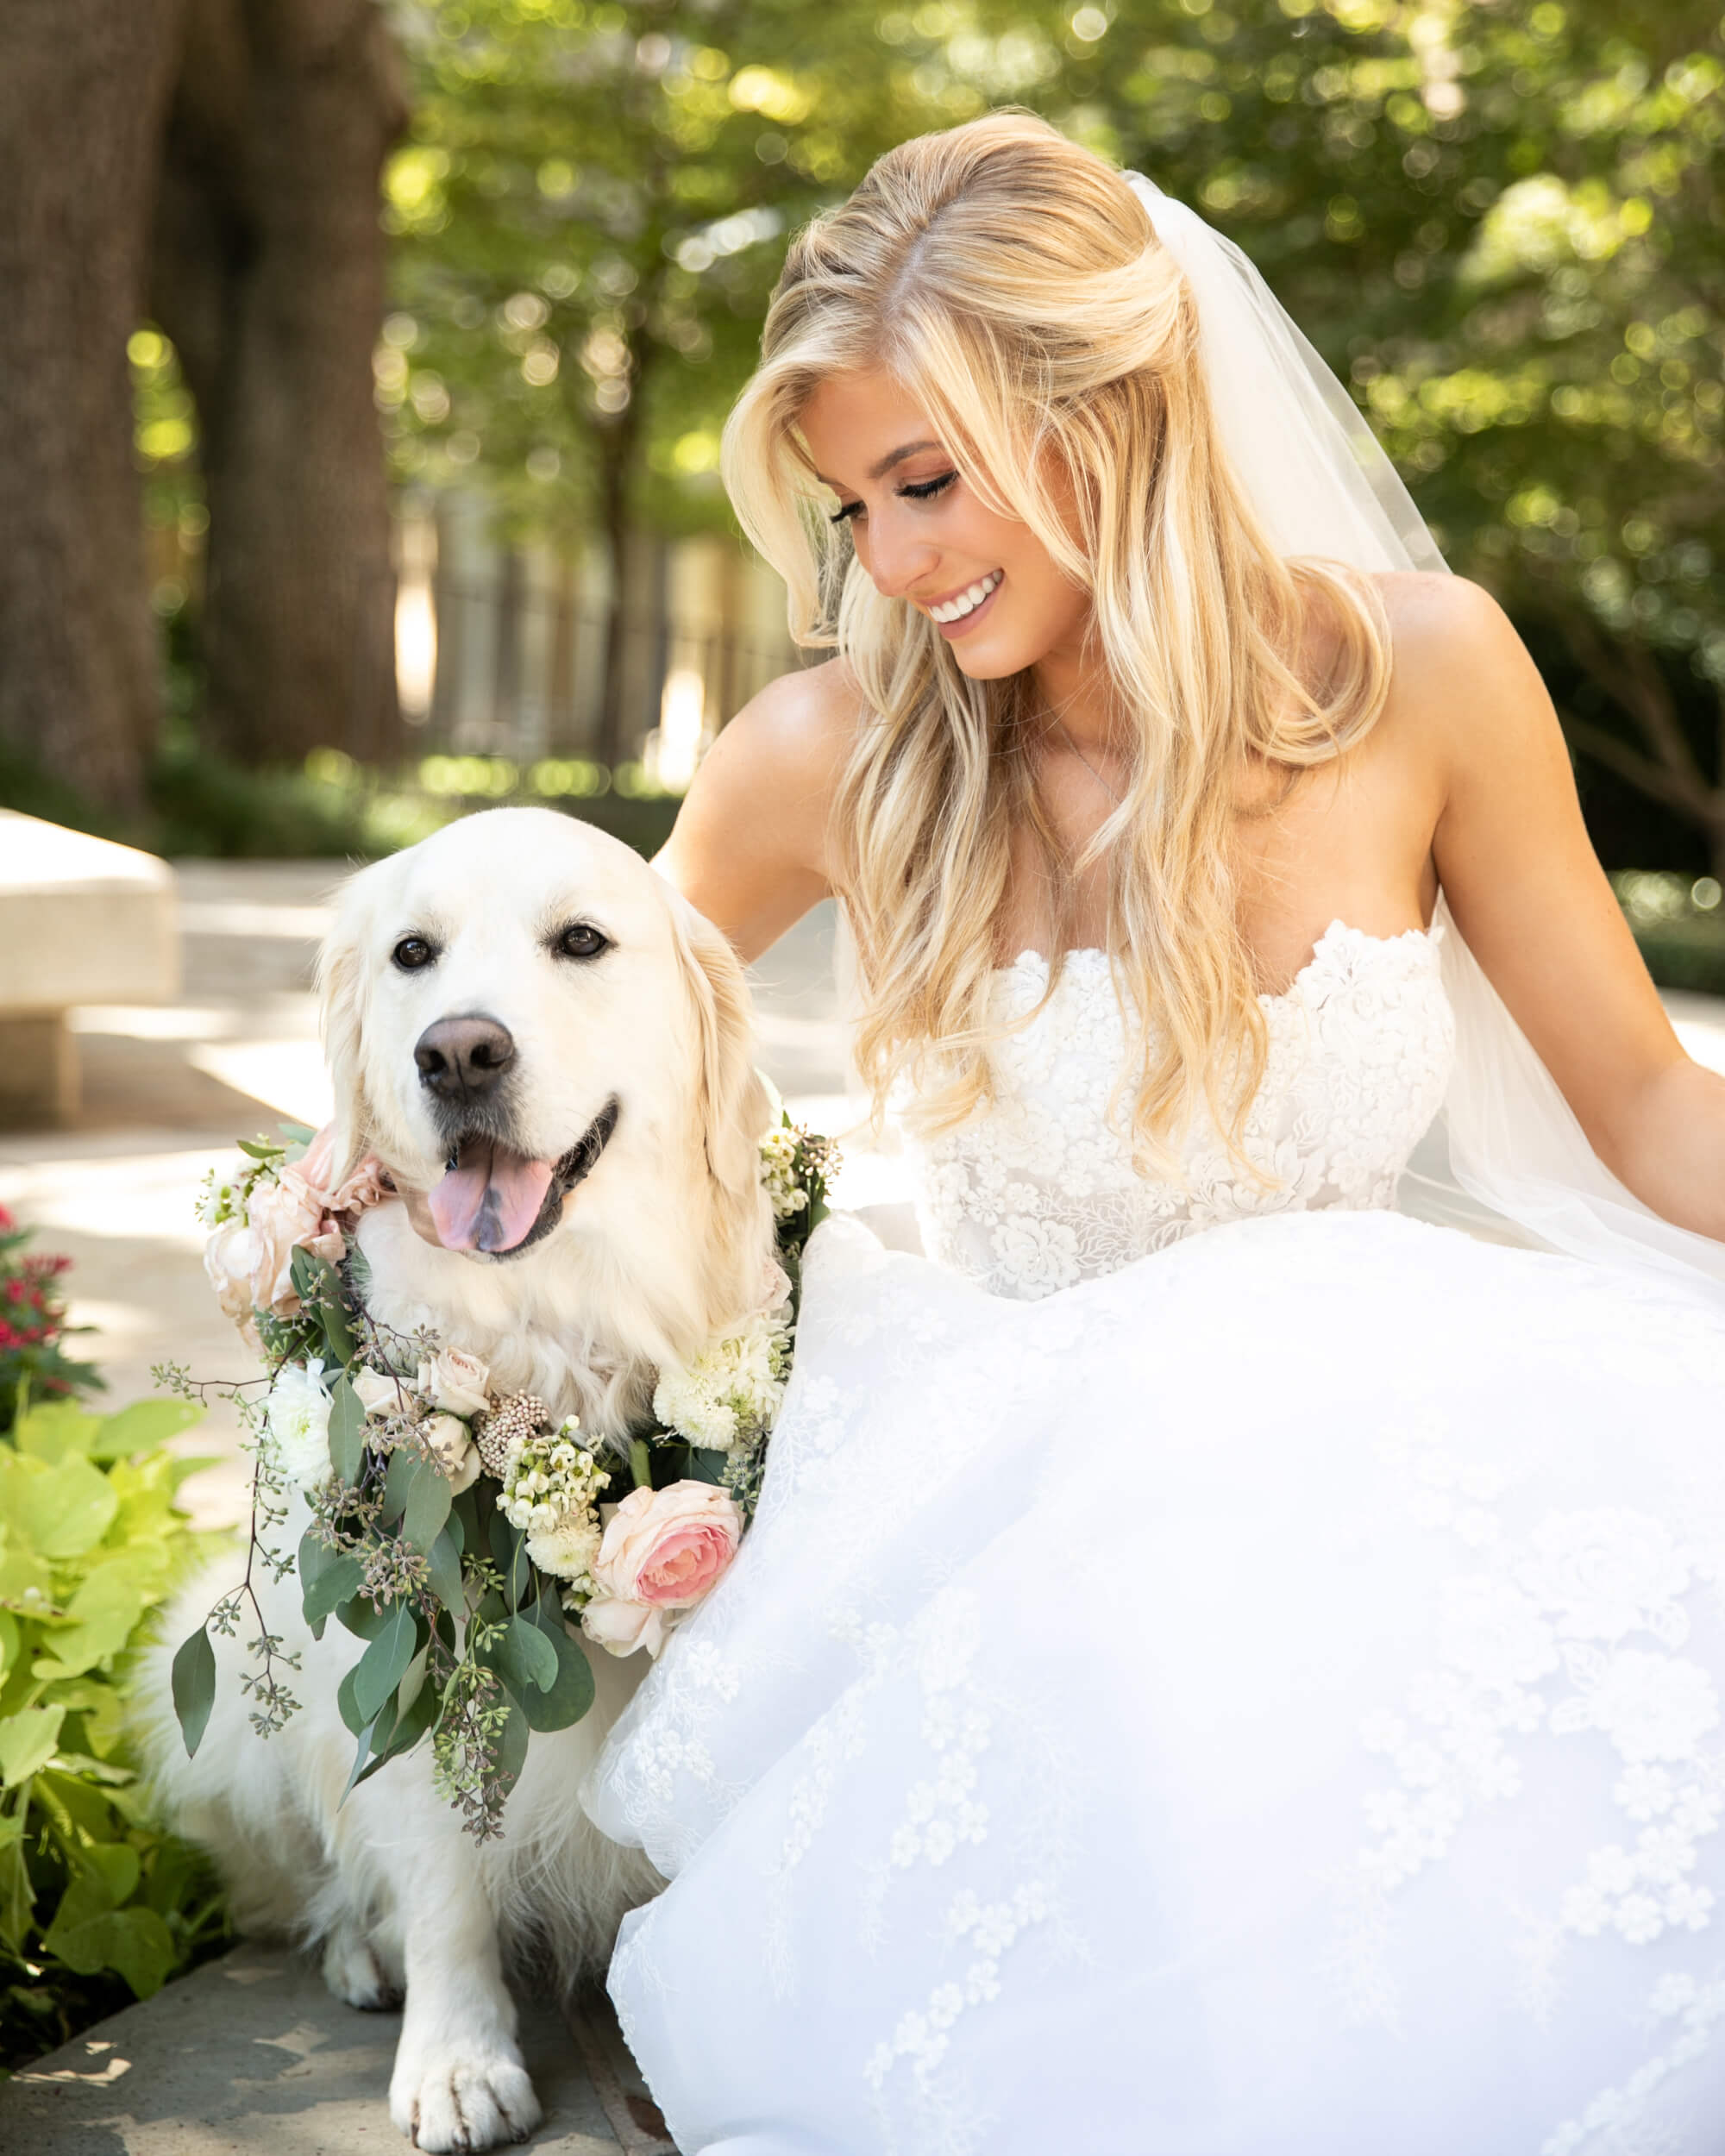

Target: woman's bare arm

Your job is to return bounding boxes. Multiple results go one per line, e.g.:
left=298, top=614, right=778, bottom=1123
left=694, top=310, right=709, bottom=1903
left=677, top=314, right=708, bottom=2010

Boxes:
left=1410, top=576, right=1725, bottom=1239
left=656, top=660, right=859, bottom=962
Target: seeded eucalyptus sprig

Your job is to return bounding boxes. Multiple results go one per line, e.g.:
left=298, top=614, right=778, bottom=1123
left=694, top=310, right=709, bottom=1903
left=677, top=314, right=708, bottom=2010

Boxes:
left=170, top=1112, right=836, bottom=1838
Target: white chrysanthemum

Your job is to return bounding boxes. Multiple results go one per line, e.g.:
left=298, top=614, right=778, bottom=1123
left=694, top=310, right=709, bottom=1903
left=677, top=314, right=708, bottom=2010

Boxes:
left=261, top=1358, right=336, bottom=1491
left=758, top=1128, right=808, bottom=1221
left=526, top=1516, right=601, bottom=1593
left=654, top=1309, right=790, bottom=1452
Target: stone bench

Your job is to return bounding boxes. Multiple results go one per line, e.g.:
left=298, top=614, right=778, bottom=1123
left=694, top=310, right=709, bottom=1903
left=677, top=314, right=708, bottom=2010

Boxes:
left=0, top=810, right=179, bottom=1125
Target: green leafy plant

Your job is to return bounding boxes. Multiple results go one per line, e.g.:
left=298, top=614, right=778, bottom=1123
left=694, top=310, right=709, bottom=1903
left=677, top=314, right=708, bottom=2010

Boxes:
left=0, top=1395, right=229, bottom=2071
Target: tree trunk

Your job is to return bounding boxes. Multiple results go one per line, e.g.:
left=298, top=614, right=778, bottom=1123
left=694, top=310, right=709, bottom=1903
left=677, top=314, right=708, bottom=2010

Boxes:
left=0, top=0, right=185, bottom=816
left=151, top=0, right=407, bottom=768
left=595, top=416, right=638, bottom=771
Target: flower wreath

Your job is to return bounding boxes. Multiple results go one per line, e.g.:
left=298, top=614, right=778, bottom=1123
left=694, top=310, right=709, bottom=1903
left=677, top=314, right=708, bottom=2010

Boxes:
left=163, top=1111, right=836, bottom=1838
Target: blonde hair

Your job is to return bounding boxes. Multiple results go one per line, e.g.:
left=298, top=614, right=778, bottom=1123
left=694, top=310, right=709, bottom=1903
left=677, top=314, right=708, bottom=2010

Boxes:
left=722, top=110, right=1391, bottom=1169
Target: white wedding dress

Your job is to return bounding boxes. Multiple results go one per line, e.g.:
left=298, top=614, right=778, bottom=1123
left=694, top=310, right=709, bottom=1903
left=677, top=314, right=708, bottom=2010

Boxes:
left=585, top=919, right=1725, bottom=2156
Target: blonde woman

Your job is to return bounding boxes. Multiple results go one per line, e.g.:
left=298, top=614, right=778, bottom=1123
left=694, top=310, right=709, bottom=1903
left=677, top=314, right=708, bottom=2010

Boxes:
left=586, top=115, right=1725, bottom=2155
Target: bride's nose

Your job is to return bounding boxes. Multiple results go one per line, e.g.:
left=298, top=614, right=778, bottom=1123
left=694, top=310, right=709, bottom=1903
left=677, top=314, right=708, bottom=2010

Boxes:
left=861, top=518, right=939, bottom=604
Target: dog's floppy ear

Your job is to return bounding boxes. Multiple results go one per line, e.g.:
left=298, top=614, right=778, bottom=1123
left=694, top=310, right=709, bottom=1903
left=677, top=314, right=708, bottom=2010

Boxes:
left=316, top=864, right=383, bottom=1176
left=669, top=893, right=770, bottom=1200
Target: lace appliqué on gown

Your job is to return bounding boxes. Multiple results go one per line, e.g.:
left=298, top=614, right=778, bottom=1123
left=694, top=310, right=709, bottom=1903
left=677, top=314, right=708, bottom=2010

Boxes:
left=908, top=920, right=1456, bottom=1300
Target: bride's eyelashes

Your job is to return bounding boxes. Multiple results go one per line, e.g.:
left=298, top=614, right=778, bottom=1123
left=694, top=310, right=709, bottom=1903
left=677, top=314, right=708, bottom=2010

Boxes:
left=828, top=471, right=958, bottom=525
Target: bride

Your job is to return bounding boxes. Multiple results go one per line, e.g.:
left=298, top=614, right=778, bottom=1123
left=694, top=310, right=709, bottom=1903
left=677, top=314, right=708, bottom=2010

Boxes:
left=585, top=113, right=1725, bottom=2154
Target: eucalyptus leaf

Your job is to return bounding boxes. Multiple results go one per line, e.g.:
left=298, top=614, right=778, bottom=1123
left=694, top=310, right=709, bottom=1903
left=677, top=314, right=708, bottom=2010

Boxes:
left=302, top=1553, right=366, bottom=1628
left=235, top=1138, right=278, bottom=1161
left=688, top=1447, right=728, bottom=1487
left=499, top=1613, right=559, bottom=1695
left=327, top=1374, right=365, bottom=1487
left=518, top=1623, right=596, bottom=1735
left=336, top=1661, right=367, bottom=1737
left=381, top=1445, right=419, bottom=1522
left=351, top=1601, right=419, bottom=1727
left=426, top=1524, right=464, bottom=1612
left=401, top=1456, right=454, bottom=1553
left=169, top=1629, right=216, bottom=1759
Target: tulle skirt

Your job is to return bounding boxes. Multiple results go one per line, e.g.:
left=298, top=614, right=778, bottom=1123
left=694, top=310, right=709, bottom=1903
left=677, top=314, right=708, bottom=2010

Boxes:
left=584, top=1207, right=1725, bottom=2156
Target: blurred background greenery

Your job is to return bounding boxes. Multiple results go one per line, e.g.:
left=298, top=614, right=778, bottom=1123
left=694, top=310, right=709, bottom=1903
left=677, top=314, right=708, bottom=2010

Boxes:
left=2, top=0, right=1722, bottom=969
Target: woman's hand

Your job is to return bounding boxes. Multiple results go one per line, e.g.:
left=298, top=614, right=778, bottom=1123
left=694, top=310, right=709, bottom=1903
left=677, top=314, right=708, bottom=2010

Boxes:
left=653, top=659, right=856, bottom=962
left=1418, top=577, right=1725, bottom=1240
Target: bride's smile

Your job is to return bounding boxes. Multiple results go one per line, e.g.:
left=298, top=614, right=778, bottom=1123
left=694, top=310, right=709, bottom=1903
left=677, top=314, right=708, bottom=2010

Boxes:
left=799, top=365, right=1094, bottom=689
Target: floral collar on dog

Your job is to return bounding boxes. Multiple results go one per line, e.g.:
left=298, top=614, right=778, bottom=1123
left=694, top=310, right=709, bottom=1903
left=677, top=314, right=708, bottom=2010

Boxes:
left=168, top=1113, right=836, bottom=1838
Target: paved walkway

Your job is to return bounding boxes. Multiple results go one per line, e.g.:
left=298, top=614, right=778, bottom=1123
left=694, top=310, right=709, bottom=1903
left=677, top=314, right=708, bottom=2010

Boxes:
left=3, top=1943, right=674, bottom=2155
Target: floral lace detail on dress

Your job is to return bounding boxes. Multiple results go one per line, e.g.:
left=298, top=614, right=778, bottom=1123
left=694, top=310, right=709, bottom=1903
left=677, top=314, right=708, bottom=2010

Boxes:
left=907, top=921, right=1455, bottom=1300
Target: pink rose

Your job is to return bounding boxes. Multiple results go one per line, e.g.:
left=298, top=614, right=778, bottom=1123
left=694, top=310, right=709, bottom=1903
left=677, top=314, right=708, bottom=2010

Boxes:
left=238, top=1174, right=328, bottom=1316
left=594, top=1482, right=743, bottom=1610
left=330, top=1156, right=392, bottom=1219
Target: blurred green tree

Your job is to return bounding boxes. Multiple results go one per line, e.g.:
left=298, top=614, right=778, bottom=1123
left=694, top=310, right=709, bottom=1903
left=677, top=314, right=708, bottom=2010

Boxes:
left=388, top=0, right=1722, bottom=864
left=380, top=0, right=991, bottom=759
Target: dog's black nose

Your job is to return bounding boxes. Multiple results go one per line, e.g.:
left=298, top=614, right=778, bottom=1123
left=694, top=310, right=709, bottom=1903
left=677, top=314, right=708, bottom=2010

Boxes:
left=414, top=1014, right=517, bottom=1100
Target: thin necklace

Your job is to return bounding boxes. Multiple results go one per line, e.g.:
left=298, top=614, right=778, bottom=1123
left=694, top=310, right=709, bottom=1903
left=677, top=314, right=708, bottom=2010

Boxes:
left=1050, top=712, right=1126, bottom=805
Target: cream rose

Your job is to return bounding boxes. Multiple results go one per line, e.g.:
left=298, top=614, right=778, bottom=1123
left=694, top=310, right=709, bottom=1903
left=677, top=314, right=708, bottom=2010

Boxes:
left=417, top=1346, right=492, bottom=1420
left=580, top=1592, right=671, bottom=1659
left=421, top=1411, right=482, bottom=1492
left=593, top=1482, right=743, bottom=1610
left=351, top=1364, right=407, bottom=1420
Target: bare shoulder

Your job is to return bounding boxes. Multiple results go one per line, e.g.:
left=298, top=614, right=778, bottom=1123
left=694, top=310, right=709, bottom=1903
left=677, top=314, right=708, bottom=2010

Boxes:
left=702, top=656, right=866, bottom=803
left=656, top=658, right=869, bottom=958
left=1375, top=571, right=1552, bottom=768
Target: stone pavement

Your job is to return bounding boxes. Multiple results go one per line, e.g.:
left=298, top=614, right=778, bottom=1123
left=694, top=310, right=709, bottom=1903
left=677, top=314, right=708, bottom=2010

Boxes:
left=3, top=1942, right=675, bottom=2156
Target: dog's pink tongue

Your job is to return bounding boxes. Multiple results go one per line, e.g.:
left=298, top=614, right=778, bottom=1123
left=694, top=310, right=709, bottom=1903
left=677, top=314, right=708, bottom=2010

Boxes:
left=427, top=1141, right=555, bottom=1254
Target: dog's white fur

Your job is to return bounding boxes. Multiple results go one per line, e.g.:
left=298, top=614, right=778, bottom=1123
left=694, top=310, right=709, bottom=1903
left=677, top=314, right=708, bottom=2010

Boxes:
left=137, top=809, right=773, bottom=2152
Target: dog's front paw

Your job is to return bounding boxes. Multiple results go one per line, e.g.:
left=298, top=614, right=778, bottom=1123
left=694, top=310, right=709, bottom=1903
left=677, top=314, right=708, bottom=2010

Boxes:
left=390, top=2043, right=541, bottom=2152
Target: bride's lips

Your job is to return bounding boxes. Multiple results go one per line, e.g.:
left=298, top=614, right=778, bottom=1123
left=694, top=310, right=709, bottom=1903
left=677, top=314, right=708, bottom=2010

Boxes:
left=925, top=573, right=1002, bottom=641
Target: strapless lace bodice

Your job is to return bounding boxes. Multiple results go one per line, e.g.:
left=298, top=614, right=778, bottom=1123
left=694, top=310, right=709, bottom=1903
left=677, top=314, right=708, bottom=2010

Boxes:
left=906, top=919, right=1455, bottom=1299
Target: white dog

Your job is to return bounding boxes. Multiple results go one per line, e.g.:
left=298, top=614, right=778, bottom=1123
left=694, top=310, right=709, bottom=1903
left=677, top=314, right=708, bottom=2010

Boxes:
left=140, top=807, right=774, bottom=2151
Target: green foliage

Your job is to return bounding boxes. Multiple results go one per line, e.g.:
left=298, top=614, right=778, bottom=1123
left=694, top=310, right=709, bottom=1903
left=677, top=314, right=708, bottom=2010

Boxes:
left=0, top=1395, right=229, bottom=2071
left=1615, top=868, right=1725, bottom=993
left=378, top=0, right=1724, bottom=864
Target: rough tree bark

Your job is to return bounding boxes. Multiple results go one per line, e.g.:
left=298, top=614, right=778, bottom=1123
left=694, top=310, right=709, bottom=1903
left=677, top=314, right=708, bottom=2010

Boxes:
left=152, top=0, right=408, bottom=765
left=0, top=0, right=187, bottom=815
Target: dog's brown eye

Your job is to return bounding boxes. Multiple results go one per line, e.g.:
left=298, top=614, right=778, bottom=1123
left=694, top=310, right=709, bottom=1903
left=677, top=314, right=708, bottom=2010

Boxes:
left=555, top=923, right=607, bottom=961
left=392, top=935, right=436, bottom=972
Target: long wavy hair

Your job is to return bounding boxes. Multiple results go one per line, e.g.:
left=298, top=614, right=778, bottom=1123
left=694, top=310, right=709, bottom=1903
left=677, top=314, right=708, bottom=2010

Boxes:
left=721, top=111, right=1391, bottom=1170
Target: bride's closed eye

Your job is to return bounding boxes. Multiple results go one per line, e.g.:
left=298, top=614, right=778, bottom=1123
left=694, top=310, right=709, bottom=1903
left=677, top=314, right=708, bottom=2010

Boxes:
left=828, top=471, right=958, bottom=525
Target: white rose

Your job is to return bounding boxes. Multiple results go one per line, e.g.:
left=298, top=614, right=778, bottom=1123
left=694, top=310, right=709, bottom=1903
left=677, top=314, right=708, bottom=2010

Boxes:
left=417, top=1346, right=492, bottom=1420
left=422, top=1410, right=482, bottom=1492
left=262, top=1360, right=336, bottom=1492
left=352, top=1364, right=407, bottom=1419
